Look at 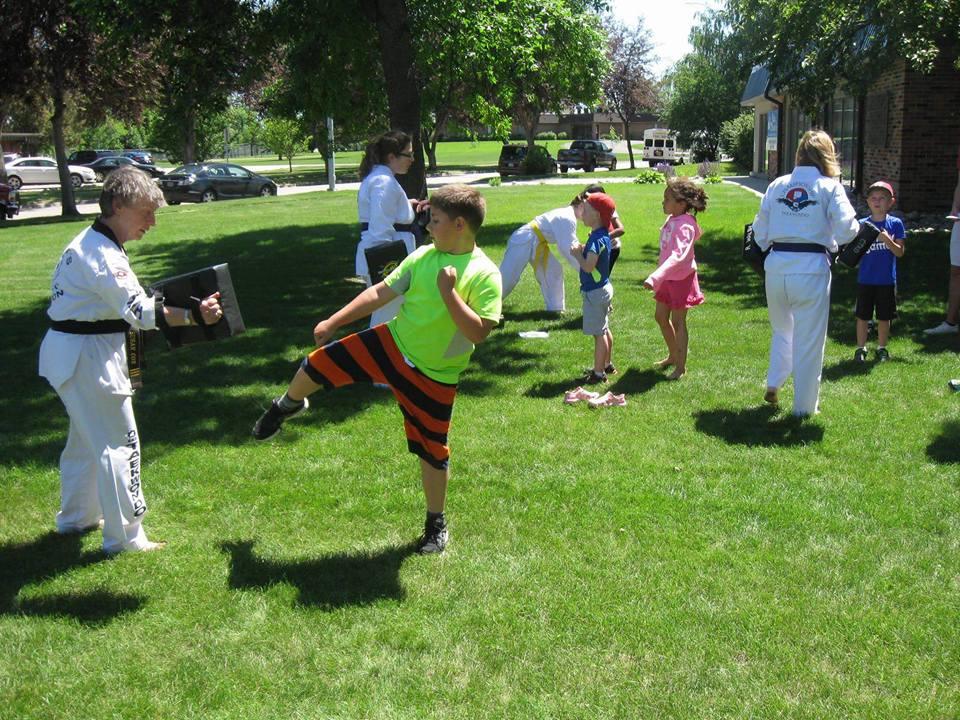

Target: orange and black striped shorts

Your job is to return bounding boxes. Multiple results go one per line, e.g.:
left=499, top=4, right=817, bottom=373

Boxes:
left=301, top=324, right=457, bottom=469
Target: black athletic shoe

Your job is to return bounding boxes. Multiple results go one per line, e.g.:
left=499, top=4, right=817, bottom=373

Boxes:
left=416, top=518, right=449, bottom=554
left=854, top=348, right=868, bottom=363
left=252, top=397, right=309, bottom=441
left=876, top=347, right=890, bottom=362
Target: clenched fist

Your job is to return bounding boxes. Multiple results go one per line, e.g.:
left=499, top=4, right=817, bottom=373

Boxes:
left=437, top=265, right=457, bottom=294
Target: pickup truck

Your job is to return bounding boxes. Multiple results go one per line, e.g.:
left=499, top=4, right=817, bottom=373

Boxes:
left=0, top=180, right=19, bottom=221
left=557, top=140, right=618, bottom=173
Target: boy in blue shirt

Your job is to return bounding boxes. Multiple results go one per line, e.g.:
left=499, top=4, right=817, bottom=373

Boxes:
left=854, top=181, right=906, bottom=362
left=569, top=193, right=615, bottom=384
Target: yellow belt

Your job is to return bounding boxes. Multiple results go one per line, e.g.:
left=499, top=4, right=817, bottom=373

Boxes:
left=530, top=222, right=551, bottom=272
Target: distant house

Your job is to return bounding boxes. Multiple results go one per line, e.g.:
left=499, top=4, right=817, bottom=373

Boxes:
left=514, top=109, right=661, bottom=141
left=1, top=132, right=45, bottom=156
left=740, top=47, right=960, bottom=212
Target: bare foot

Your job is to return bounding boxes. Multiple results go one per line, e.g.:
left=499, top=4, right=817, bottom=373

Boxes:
left=653, top=357, right=674, bottom=370
left=667, top=367, right=685, bottom=380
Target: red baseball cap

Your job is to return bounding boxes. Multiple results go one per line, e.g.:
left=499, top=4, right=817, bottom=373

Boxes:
left=586, top=192, right=616, bottom=227
left=867, top=181, right=895, bottom=199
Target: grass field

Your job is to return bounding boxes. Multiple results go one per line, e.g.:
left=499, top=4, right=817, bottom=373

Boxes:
left=1, top=184, right=958, bottom=718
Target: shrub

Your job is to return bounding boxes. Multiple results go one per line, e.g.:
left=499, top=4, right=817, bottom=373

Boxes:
left=704, top=175, right=723, bottom=184
left=488, top=176, right=502, bottom=187
left=698, top=161, right=716, bottom=178
left=655, top=162, right=676, bottom=179
left=557, top=132, right=569, bottom=140
left=720, top=112, right=755, bottom=172
left=521, top=145, right=556, bottom=175
left=603, top=127, right=621, bottom=142
left=535, top=131, right=558, bottom=141
left=633, top=169, right=667, bottom=185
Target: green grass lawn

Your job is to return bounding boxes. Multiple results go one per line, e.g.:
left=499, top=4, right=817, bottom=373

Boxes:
left=1, top=184, right=958, bottom=718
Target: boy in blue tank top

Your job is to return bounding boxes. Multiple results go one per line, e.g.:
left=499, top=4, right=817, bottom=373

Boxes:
left=854, top=181, right=906, bottom=362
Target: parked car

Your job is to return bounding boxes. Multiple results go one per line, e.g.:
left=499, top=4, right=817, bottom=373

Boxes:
left=122, top=149, right=154, bottom=165
left=3, top=152, right=19, bottom=164
left=87, top=155, right=165, bottom=181
left=557, top=140, right=618, bottom=173
left=67, top=149, right=120, bottom=166
left=160, top=162, right=277, bottom=203
left=4, top=156, right=97, bottom=190
left=497, top=144, right=558, bottom=178
left=0, top=180, right=19, bottom=220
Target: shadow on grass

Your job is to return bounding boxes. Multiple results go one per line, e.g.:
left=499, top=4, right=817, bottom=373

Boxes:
left=822, top=357, right=875, bottom=382
left=609, top=367, right=669, bottom=395
left=926, top=419, right=960, bottom=465
left=220, top=539, right=416, bottom=610
left=0, top=532, right=144, bottom=625
left=693, top=405, right=824, bottom=447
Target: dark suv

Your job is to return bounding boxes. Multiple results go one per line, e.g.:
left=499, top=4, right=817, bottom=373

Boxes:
left=497, top=144, right=558, bottom=178
left=67, top=149, right=120, bottom=166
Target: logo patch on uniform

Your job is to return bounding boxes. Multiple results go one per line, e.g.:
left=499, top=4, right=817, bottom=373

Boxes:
left=115, top=270, right=127, bottom=279
left=777, top=187, right=818, bottom=212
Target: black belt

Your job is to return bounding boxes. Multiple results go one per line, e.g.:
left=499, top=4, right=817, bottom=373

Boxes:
left=50, top=319, right=143, bottom=389
left=50, top=319, right=130, bottom=334
left=771, top=243, right=827, bottom=254
left=359, top=222, right=415, bottom=233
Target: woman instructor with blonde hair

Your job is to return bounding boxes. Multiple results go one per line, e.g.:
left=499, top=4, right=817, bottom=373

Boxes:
left=752, top=130, right=859, bottom=416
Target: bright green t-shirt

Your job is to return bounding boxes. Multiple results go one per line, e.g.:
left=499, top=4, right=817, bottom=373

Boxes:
left=384, top=244, right=502, bottom=383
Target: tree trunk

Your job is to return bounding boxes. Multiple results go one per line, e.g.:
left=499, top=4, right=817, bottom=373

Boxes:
left=422, top=127, right=438, bottom=172
left=363, top=0, right=425, bottom=199
left=620, top=114, right=635, bottom=169
left=51, top=74, right=79, bottom=217
left=183, top=107, right=197, bottom=164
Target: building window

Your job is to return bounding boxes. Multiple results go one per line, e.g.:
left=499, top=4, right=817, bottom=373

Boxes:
left=828, top=95, right=860, bottom=190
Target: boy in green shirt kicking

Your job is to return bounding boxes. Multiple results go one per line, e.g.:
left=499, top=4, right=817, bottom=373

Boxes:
left=253, top=184, right=503, bottom=554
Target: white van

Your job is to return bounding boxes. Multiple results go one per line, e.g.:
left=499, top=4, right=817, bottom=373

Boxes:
left=642, top=128, right=684, bottom=166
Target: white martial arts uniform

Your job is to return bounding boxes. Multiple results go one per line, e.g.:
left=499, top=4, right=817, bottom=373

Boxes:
left=357, top=164, right=416, bottom=327
left=38, top=221, right=162, bottom=552
left=499, top=206, right=581, bottom=312
left=753, top=166, right=859, bottom=416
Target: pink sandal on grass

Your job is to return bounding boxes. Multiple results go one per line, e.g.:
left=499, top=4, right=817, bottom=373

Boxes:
left=587, top=391, right=627, bottom=408
left=564, top=386, right=600, bottom=404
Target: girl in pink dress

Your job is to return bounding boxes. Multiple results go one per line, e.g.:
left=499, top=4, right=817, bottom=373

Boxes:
left=643, top=177, right=708, bottom=380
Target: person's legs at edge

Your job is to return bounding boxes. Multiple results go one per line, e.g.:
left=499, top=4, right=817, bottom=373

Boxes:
left=765, top=273, right=794, bottom=400
left=654, top=300, right=678, bottom=369
left=57, top=374, right=151, bottom=553
left=55, top=415, right=102, bottom=533
left=787, top=272, right=830, bottom=416
left=669, top=308, right=688, bottom=379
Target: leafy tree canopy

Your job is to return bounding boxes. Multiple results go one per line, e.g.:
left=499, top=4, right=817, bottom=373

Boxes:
left=728, top=0, right=960, bottom=110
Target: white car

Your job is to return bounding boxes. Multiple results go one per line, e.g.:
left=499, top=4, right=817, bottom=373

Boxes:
left=4, top=156, right=97, bottom=190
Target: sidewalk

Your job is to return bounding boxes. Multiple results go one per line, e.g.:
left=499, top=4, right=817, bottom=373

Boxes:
left=11, top=170, right=770, bottom=221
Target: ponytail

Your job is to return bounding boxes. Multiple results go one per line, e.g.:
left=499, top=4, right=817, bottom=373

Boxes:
left=359, top=130, right=413, bottom=179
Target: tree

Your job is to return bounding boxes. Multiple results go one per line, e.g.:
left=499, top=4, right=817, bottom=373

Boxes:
left=0, top=1, right=159, bottom=216
left=603, top=17, right=658, bottom=169
left=728, top=0, right=960, bottom=111
left=664, top=9, right=751, bottom=161
left=496, top=0, right=610, bottom=147
left=261, top=118, right=309, bottom=171
left=132, top=0, right=270, bottom=164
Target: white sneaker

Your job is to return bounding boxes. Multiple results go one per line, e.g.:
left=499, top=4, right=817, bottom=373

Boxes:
left=924, top=321, right=959, bottom=335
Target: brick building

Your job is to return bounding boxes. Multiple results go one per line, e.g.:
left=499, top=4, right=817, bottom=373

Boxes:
left=740, top=46, right=960, bottom=212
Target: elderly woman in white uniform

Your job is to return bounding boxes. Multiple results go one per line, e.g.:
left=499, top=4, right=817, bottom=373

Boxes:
left=752, top=130, right=859, bottom=416
left=499, top=194, right=584, bottom=313
left=38, top=166, right=223, bottom=553
left=357, top=131, right=422, bottom=327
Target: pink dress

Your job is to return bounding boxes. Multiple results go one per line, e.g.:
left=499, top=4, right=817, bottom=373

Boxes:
left=645, top=213, right=705, bottom=310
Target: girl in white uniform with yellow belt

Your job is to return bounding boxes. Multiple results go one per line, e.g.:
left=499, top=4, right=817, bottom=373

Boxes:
left=499, top=196, right=584, bottom=313
left=752, top=130, right=859, bottom=416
